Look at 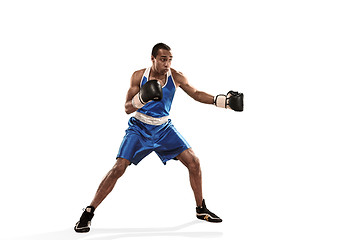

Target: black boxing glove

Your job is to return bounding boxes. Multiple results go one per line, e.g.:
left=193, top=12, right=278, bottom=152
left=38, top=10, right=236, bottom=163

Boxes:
left=132, top=80, right=163, bottom=109
left=214, top=91, right=244, bottom=112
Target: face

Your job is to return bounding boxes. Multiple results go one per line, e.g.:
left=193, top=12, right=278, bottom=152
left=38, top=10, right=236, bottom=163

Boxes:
left=151, top=49, right=173, bottom=75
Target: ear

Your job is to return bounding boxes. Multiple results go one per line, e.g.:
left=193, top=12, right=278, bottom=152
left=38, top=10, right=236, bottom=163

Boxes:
left=151, top=55, right=155, bottom=61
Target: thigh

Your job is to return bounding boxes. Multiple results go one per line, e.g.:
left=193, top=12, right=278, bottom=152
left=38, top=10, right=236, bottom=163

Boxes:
left=154, top=122, right=191, bottom=164
left=115, top=157, right=131, bottom=167
left=117, top=119, right=154, bottom=165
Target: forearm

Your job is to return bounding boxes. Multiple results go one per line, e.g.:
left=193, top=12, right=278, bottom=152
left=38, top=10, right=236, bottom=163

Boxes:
left=192, top=90, right=214, bottom=104
left=125, top=79, right=163, bottom=114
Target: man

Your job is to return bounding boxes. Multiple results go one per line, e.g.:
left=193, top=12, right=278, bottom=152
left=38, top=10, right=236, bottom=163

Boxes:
left=74, top=43, right=243, bottom=233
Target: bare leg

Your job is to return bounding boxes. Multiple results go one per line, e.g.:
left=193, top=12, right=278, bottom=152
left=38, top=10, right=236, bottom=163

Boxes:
left=177, top=148, right=203, bottom=207
left=90, top=158, right=130, bottom=209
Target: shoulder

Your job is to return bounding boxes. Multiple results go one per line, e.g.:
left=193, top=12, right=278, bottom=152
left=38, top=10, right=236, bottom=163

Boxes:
left=170, top=68, right=185, bottom=79
left=132, top=68, right=146, bottom=79
left=170, top=68, right=188, bottom=87
left=130, top=68, right=146, bottom=86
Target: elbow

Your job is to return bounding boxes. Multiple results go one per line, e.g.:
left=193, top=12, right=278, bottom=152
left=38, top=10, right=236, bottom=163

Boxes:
left=125, top=104, right=136, bottom=115
left=124, top=101, right=131, bottom=114
left=125, top=107, right=132, bottom=115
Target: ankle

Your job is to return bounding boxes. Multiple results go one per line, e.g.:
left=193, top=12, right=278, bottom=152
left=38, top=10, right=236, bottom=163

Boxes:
left=86, top=206, right=95, bottom=213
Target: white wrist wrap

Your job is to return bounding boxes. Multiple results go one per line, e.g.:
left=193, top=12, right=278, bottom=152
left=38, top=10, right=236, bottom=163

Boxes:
left=214, top=95, right=227, bottom=108
left=132, top=92, right=145, bottom=109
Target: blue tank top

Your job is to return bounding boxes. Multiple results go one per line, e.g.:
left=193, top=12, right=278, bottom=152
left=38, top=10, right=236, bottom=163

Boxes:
left=137, top=67, right=176, bottom=118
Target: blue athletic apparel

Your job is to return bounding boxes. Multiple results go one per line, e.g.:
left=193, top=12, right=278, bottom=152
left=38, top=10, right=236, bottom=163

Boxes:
left=116, top=117, right=191, bottom=165
left=137, top=67, right=176, bottom=118
left=117, top=68, right=190, bottom=164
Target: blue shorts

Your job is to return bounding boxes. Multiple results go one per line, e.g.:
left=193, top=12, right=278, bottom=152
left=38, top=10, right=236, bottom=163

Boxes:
left=116, top=117, right=191, bottom=165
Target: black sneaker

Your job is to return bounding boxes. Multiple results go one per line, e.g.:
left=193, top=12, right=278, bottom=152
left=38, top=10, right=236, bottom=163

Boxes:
left=74, top=206, right=95, bottom=233
left=196, top=199, right=222, bottom=223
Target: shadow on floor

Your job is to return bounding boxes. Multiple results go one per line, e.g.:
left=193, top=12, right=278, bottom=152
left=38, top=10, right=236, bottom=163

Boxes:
left=9, top=220, right=223, bottom=240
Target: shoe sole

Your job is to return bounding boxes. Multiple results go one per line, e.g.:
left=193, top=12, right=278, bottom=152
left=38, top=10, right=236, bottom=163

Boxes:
left=74, top=221, right=91, bottom=233
left=196, top=213, right=222, bottom=223
left=74, top=226, right=90, bottom=233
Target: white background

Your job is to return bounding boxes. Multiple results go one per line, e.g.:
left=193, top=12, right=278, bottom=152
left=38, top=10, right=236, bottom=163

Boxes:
left=1, top=0, right=359, bottom=239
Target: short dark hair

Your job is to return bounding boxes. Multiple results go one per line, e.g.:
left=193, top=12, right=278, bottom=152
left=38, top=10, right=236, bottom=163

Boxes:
left=151, top=43, right=171, bottom=58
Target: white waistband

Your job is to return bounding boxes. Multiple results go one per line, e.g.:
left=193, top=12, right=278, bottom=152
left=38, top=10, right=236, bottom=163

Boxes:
left=134, top=112, right=169, bottom=125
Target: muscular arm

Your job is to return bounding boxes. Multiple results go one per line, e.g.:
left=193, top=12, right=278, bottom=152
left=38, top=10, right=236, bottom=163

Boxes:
left=124, top=70, right=144, bottom=114
left=174, top=71, right=214, bottom=104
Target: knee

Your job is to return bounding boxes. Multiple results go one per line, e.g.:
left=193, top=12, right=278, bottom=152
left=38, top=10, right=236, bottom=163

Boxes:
left=110, top=158, right=129, bottom=179
left=187, top=156, right=201, bottom=174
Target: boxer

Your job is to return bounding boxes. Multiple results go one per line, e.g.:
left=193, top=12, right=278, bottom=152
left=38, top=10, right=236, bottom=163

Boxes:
left=75, top=43, right=243, bottom=232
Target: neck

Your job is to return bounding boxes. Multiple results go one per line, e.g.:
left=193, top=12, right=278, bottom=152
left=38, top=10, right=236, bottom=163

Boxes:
left=150, top=66, right=167, bottom=79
